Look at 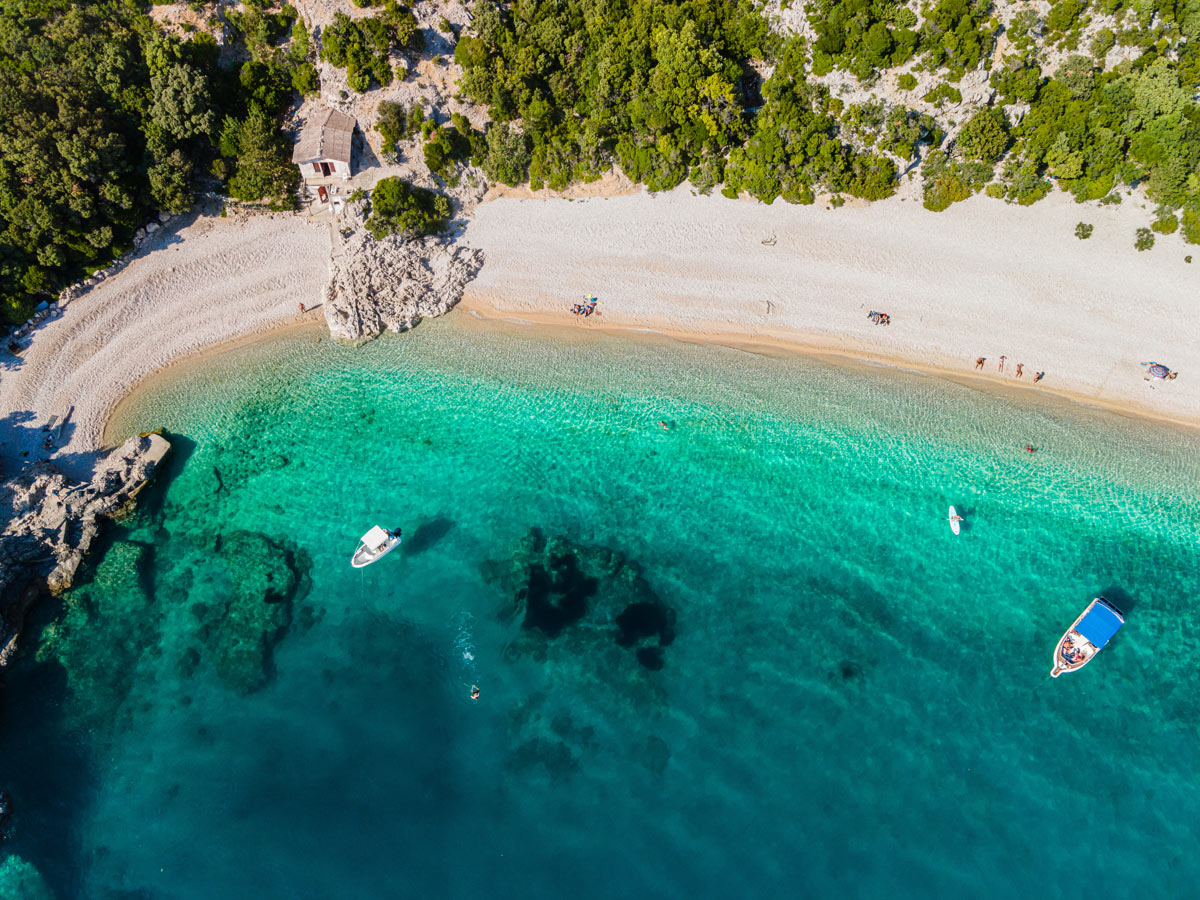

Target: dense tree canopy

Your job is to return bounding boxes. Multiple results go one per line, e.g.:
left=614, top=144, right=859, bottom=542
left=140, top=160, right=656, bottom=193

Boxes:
left=0, top=0, right=315, bottom=323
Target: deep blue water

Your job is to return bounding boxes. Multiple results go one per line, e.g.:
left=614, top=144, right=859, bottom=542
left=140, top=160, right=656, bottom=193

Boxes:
left=2, top=316, right=1199, bottom=898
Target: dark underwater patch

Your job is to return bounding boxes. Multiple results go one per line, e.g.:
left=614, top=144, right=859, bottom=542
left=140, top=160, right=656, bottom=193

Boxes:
left=484, top=527, right=676, bottom=669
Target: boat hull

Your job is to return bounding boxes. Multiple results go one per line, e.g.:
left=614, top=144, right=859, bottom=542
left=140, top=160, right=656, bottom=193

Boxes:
left=351, top=535, right=401, bottom=568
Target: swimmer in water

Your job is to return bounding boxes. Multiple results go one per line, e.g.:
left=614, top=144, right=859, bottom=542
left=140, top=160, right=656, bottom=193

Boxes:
left=1025, top=445, right=1036, bottom=453
left=658, top=420, right=670, bottom=430
left=470, top=685, right=480, bottom=701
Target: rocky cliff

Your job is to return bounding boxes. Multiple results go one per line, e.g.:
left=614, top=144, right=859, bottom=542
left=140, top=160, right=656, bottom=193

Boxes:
left=323, top=209, right=485, bottom=341
left=0, top=433, right=171, bottom=667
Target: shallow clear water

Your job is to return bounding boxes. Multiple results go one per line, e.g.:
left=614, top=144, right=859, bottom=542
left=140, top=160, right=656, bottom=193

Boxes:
left=3, top=316, right=1200, bottom=899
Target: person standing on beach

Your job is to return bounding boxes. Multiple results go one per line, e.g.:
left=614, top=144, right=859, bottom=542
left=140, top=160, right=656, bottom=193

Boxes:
left=1016, top=363, right=1024, bottom=378
left=1033, top=372, right=1045, bottom=383
left=975, top=357, right=985, bottom=370
left=999, top=356, right=1006, bottom=372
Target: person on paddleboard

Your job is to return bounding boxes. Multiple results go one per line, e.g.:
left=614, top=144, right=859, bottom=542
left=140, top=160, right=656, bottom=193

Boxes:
left=949, top=512, right=964, bottom=524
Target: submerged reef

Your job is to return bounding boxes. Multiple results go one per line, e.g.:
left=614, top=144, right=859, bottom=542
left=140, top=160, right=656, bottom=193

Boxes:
left=35, top=540, right=161, bottom=732
left=0, top=854, right=54, bottom=900
left=484, top=527, right=676, bottom=670
left=191, top=530, right=312, bottom=694
left=32, top=525, right=313, bottom=732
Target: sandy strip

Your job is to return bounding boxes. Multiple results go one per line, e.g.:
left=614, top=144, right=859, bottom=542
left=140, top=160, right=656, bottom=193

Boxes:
left=0, top=211, right=331, bottom=478
left=460, top=187, right=1200, bottom=431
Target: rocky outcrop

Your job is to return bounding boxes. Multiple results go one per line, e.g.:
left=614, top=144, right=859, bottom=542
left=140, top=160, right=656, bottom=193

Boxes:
left=0, top=433, right=171, bottom=666
left=323, top=219, right=485, bottom=340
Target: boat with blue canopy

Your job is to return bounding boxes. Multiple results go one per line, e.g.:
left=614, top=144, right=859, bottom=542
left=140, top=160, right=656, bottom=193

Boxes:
left=1051, top=597, right=1124, bottom=677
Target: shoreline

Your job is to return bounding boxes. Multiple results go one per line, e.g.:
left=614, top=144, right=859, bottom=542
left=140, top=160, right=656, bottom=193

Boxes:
left=455, top=298, right=1200, bottom=437
left=0, top=210, right=331, bottom=478
left=100, top=319, right=329, bottom=449
left=97, top=292, right=1200, bottom=452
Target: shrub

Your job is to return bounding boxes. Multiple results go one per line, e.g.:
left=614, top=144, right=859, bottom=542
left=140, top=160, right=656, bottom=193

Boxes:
left=423, top=123, right=471, bottom=181
left=897, top=73, right=917, bottom=91
left=365, top=177, right=451, bottom=239
left=922, top=83, right=962, bottom=107
left=955, top=108, right=1010, bottom=162
left=375, top=100, right=422, bottom=154
left=480, top=122, right=532, bottom=186
left=290, top=62, right=319, bottom=96
left=1075, top=222, right=1093, bottom=239
left=1135, top=227, right=1155, bottom=251
left=1151, top=213, right=1179, bottom=234
left=922, top=150, right=990, bottom=211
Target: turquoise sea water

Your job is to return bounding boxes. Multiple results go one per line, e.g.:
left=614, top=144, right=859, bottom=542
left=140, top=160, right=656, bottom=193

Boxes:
left=3, top=315, right=1200, bottom=899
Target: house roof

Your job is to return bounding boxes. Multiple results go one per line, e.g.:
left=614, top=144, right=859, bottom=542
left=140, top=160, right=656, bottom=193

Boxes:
left=292, top=108, right=356, bottom=164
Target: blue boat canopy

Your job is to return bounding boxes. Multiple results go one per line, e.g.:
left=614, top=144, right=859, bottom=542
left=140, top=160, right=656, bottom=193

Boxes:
left=1076, top=601, right=1124, bottom=648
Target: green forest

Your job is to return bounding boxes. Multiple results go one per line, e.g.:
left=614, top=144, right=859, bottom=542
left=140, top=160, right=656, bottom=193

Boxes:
left=0, top=0, right=312, bottom=323
left=452, top=0, right=1200, bottom=238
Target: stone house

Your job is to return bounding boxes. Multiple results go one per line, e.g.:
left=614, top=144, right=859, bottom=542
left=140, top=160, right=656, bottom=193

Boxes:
left=292, top=107, right=356, bottom=182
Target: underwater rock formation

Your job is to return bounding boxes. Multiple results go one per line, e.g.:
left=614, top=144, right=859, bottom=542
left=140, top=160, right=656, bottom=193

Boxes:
left=31, top=526, right=312, bottom=736
left=38, top=540, right=160, bottom=730
left=0, top=434, right=170, bottom=667
left=191, top=530, right=312, bottom=694
left=0, top=854, right=54, bottom=900
left=485, top=528, right=676, bottom=670
left=323, top=205, right=485, bottom=340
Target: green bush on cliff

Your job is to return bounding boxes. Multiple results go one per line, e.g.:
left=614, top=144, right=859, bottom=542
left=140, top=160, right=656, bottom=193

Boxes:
left=366, top=177, right=451, bottom=239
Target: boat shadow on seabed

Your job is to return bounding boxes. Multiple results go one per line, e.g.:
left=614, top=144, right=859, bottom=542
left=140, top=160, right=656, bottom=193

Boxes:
left=1097, top=585, right=1138, bottom=615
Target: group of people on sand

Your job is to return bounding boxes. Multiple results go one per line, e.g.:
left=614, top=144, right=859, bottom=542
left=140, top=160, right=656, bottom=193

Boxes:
left=867, top=310, right=891, bottom=326
left=975, top=356, right=1044, bottom=384
left=571, top=296, right=599, bottom=317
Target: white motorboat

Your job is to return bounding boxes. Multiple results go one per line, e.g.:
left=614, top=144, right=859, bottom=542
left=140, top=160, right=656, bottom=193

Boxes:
left=351, top=525, right=402, bottom=568
left=1050, top=597, right=1124, bottom=677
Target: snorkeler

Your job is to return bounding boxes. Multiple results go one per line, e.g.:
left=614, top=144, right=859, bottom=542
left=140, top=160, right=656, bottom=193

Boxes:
left=470, top=685, right=480, bottom=701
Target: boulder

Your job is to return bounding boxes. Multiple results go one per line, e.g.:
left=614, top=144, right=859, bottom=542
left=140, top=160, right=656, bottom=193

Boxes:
left=322, top=206, right=485, bottom=341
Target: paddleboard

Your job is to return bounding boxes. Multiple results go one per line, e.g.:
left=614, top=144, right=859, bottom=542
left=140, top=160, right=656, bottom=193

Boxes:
left=948, top=505, right=961, bottom=535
